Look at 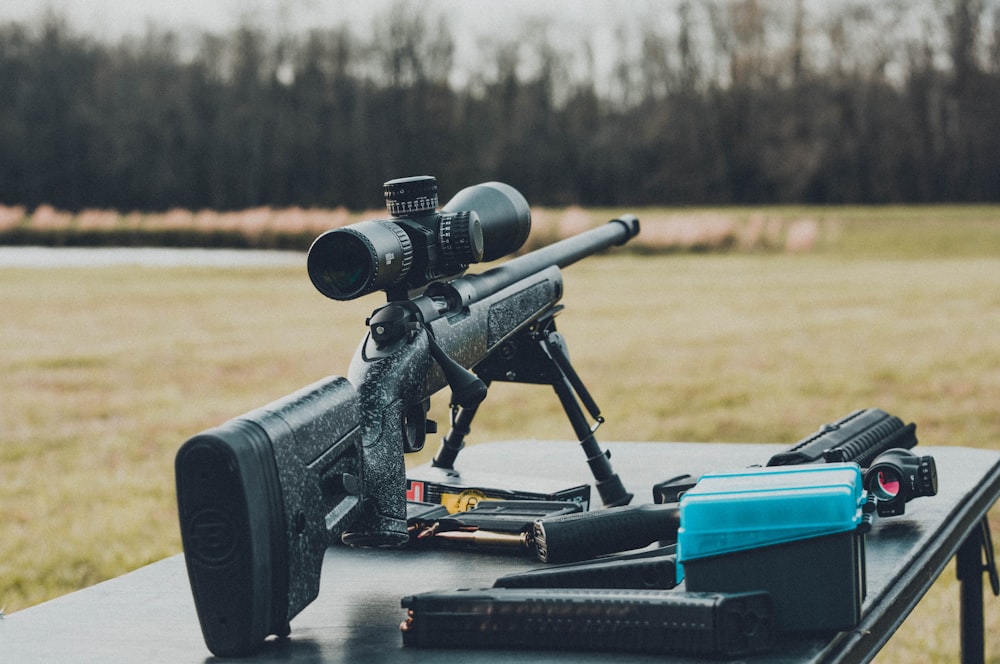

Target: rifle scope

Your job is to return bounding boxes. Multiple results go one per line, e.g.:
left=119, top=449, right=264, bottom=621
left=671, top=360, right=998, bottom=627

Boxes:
left=308, top=176, right=531, bottom=300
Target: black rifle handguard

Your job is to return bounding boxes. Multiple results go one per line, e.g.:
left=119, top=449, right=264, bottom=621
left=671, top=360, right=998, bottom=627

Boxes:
left=767, top=408, right=917, bottom=467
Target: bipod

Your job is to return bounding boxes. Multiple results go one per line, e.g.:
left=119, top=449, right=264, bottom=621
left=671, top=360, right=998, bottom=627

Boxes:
left=432, top=307, right=633, bottom=508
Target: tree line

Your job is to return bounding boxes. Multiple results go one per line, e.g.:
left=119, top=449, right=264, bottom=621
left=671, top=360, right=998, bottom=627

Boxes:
left=1, top=0, right=999, bottom=212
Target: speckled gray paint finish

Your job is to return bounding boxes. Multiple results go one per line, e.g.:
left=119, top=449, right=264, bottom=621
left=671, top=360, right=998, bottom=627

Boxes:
left=241, top=376, right=364, bottom=617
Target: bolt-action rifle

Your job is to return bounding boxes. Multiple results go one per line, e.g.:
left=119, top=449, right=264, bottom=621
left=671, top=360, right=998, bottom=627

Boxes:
left=174, top=176, right=640, bottom=657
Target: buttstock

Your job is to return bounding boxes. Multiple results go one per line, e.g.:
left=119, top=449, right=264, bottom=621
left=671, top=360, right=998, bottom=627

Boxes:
left=176, top=376, right=363, bottom=656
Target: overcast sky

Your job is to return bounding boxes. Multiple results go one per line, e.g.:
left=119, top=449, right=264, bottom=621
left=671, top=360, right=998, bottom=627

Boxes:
left=3, top=0, right=391, bottom=37
left=1, top=0, right=653, bottom=91
left=0, top=0, right=637, bottom=41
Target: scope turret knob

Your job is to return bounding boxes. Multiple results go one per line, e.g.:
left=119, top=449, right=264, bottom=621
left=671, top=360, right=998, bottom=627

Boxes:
left=384, top=176, right=439, bottom=217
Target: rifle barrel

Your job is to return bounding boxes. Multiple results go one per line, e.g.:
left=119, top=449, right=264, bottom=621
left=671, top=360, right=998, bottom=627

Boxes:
left=455, top=215, right=639, bottom=302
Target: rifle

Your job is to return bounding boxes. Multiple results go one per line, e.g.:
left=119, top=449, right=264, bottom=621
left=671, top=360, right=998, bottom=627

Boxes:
left=174, top=176, right=640, bottom=657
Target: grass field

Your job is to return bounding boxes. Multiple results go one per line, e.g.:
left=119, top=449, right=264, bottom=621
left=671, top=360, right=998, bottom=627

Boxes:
left=2, top=206, right=999, bottom=662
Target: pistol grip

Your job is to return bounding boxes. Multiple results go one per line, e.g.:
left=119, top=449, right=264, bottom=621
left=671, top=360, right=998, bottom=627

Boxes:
left=346, top=336, right=429, bottom=547
left=341, top=398, right=410, bottom=547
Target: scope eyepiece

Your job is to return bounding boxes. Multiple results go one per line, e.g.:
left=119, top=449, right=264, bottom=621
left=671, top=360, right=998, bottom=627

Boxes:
left=308, top=176, right=530, bottom=301
left=863, top=448, right=938, bottom=517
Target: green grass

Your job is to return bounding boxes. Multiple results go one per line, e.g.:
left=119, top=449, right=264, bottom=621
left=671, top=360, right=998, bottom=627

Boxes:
left=1, top=205, right=999, bottom=662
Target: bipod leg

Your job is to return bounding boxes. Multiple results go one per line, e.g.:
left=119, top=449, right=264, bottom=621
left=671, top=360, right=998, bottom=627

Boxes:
left=539, top=332, right=633, bottom=507
left=544, top=327, right=602, bottom=419
left=432, top=380, right=490, bottom=469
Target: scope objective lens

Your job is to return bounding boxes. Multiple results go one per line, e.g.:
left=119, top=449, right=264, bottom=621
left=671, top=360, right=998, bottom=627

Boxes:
left=315, top=233, right=369, bottom=295
left=307, top=221, right=413, bottom=300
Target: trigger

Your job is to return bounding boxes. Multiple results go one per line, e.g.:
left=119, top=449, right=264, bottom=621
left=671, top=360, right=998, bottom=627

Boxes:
left=403, top=402, right=435, bottom=453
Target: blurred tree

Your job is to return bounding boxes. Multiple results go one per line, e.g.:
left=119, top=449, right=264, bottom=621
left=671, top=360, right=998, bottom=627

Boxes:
left=0, top=0, right=998, bottom=211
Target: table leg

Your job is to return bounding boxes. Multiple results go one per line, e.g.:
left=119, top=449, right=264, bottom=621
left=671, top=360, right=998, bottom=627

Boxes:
left=957, top=517, right=998, bottom=664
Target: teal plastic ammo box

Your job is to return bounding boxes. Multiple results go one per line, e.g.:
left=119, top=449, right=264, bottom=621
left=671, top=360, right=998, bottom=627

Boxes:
left=677, top=464, right=867, bottom=632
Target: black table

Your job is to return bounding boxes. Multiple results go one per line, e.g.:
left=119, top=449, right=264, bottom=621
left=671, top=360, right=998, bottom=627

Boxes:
left=4, top=441, right=998, bottom=663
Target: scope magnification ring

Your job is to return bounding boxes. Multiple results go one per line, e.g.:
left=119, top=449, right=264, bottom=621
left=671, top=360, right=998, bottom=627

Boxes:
left=438, top=211, right=485, bottom=266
